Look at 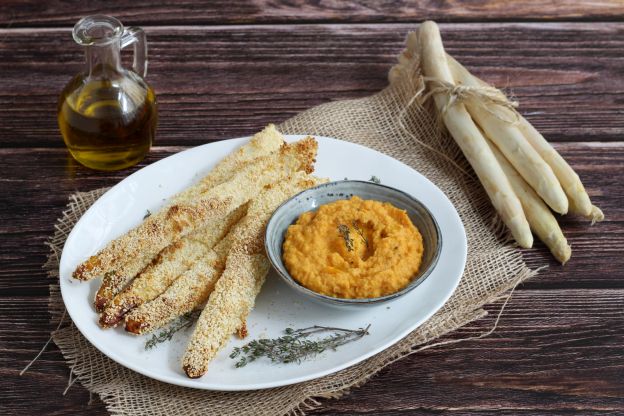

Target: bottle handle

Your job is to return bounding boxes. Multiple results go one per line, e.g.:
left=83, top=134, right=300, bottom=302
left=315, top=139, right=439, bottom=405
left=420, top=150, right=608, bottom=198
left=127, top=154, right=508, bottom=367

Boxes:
left=120, top=26, right=148, bottom=77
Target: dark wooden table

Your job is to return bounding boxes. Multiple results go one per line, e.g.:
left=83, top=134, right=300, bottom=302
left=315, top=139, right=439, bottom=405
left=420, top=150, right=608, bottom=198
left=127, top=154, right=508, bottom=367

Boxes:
left=2, top=1, right=623, bottom=415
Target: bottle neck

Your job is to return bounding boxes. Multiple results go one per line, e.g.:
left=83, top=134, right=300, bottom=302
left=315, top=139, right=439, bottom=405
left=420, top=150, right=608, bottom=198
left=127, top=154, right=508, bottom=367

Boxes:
left=85, top=43, right=122, bottom=78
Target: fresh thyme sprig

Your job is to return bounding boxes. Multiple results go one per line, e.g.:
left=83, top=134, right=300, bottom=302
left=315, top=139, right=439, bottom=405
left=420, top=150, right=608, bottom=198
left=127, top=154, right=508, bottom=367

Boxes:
left=337, top=224, right=354, bottom=251
left=352, top=221, right=368, bottom=248
left=369, top=175, right=381, bottom=184
left=230, top=324, right=371, bottom=368
left=143, top=209, right=152, bottom=219
left=144, top=310, right=200, bottom=350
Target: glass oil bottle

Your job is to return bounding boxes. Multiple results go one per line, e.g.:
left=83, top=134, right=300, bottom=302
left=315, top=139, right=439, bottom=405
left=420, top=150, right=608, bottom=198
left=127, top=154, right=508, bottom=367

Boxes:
left=58, top=15, right=157, bottom=170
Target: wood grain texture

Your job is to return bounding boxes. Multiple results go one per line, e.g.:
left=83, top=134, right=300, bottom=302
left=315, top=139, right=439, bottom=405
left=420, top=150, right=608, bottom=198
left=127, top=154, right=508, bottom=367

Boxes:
left=3, top=290, right=623, bottom=415
left=1, top=9, right=623, bottom=415
left=1, top=0, right=624, bottom=27
left=0, top=23, right=623, bottom=148
left=1, top=142, right=621, bottom=295
left=309, top=290, right=624, bottom=414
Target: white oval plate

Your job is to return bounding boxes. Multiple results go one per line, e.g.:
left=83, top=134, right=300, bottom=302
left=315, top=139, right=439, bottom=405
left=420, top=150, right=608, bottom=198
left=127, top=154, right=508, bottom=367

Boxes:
left=60, top=135, right=467, bottom=391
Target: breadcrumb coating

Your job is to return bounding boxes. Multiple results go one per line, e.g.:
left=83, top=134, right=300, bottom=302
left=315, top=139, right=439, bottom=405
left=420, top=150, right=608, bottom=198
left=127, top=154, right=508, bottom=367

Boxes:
left=99, top=204, right=247, bottom=326
left=124, top=220, right=239, bottom=334
left=124, top=250, right=227, bottom=335
left=171, top=124, right=285, bottom=204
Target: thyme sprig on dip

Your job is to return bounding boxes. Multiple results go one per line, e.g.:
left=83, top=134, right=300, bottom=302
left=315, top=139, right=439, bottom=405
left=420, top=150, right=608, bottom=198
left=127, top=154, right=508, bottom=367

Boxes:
left=338, top=222, right=368, bottom=252
left=144, top=310, right=200, bottom=350
left=230, top=324, right=371, bottom=368
left=337, top=224, right=354, bottom=251
left=352, top=221, right=369, bottom=248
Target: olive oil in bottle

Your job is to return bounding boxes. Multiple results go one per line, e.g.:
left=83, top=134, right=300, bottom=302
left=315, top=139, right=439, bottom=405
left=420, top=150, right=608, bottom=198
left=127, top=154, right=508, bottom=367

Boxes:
left=59, top=74, right=157, bottom=170
left=58, top=16, right=157, bottom=171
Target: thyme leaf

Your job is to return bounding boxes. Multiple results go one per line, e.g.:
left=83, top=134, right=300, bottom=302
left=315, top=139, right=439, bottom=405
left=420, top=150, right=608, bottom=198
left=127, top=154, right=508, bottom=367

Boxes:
left=143, top=209, right=152, bottom=220
left=369, top=175, right=381, bottom=184
left=144, top=310, right=200, bottom=350
left=230, top=324, right=371, bottom=368
left=337, top=224, right=354, bottom=251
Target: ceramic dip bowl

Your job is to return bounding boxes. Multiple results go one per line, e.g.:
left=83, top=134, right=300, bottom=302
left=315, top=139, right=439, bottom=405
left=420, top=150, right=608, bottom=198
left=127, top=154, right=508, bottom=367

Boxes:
left=265, top=180, right=442, bottom=308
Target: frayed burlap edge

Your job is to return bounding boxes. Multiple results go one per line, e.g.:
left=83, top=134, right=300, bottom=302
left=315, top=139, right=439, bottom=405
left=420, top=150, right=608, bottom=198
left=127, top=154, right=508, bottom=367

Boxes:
left=43, top=42, right=541, bottom=416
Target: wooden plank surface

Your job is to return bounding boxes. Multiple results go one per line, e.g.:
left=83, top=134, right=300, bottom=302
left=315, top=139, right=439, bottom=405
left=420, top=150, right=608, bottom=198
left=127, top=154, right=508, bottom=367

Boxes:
left=1, top=0, right=624, bottom=27
left=1, top=9, right=623, bottom=416
left=1, top=23, right=623, bottom=148
left=4, top=290, right=623, bottom=415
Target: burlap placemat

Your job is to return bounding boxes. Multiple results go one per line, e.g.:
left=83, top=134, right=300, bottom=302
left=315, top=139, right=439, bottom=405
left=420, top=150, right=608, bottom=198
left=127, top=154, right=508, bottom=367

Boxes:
left=44, top=35, right=538, bottom=415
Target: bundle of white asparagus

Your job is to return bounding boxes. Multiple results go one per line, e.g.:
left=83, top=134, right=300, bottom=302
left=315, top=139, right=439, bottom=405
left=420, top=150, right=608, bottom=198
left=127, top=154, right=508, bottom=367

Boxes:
left=73, top=124, right=327, bottom=378
left=405, top=21, right=603, bottom=264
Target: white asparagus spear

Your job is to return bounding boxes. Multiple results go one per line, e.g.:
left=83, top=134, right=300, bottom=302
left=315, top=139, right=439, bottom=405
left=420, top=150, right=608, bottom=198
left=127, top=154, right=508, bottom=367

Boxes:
left=418, top=21, right=533, bottom=248
left=485, top=136, right=572, bottom=264
left=444, top=59, right=568, bottom=215
left=517, top=117, right=603, bottom=222
left=446, top=55, right=602, bottom=222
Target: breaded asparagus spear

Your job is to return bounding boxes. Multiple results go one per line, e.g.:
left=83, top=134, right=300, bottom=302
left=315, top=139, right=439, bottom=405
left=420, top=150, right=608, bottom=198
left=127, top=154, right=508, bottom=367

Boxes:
left=124, top=248, right=232, bottom=335
left=94, top=127, right=285, bottom=311
left=74, top=136, right=317, bottom=283
left=182, top=173, right=327, bottom=378
left=73, top=124, right=287, bottom=282
left=98, top=204, right=246, bottom=325
left=122, top=229, right=235, bottom=333
left=125, top=172, right=325, bottom=336
left=171, top=124, right=286, bottom=204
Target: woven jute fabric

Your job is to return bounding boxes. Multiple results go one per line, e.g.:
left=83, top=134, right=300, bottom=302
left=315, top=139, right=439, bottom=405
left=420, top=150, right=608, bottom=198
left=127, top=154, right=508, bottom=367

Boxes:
left=45, top=36, right=538, bottom=416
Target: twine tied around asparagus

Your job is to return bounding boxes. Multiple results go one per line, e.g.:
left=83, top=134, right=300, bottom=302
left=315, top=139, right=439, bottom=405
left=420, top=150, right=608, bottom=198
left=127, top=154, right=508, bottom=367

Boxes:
left=419, top=76, right=521, bottom=125
left=394, top=73, right=475, bottom=178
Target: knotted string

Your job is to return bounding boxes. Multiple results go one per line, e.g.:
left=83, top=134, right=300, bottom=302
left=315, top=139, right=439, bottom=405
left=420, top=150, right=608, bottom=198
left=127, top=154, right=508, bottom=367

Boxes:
left=63, top=367, right=79, bottom=395
left=420, top=76, right=521, bottom=124
left=396, top=74, right=475, bottom=178
left=20, top=308, right=67, bottom=376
